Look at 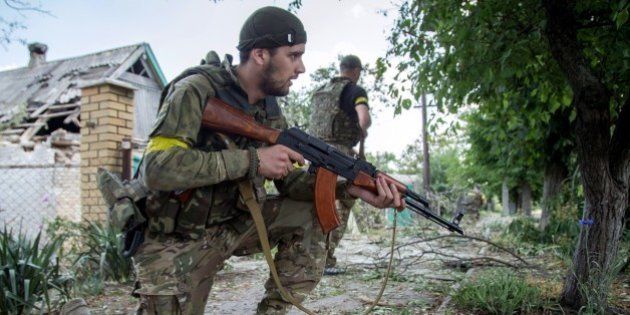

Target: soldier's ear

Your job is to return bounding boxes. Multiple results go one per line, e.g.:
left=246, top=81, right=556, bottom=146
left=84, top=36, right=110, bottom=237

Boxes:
left=250, top=48, right=268, bottom=66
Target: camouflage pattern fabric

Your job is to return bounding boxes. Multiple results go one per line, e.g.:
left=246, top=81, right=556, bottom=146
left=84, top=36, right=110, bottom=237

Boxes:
left=134, top=54, right=324, bottom=314
left=96, top=168, right=147, bottom=231
left=134, top=197, right=326, bottom=315
left=139, top=59, right=311, bottom=239
left=325, top=198, right=355, bottom=268
left=308, top=77, right=362, bottom=147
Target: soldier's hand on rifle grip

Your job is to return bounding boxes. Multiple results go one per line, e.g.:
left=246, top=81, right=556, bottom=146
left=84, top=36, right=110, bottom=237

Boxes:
left=347, top=175, right=406, bottom=210
left=257, top=145, right=305, bottom=180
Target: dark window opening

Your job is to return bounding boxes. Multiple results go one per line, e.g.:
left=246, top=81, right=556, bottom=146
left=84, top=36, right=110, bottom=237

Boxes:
left=35, top=116, right=80, bottom=136
left=127, top=59, right=150, bottom=78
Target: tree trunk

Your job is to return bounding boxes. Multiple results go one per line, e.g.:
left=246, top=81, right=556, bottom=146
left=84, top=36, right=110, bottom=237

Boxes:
left=544, top=1, right=630, bottom=309
left=502, top=178, right=510, bottom=216
left=421, top=93, right=430, bottom=192
left=540, top=160, right=568, bottom=230
left=520, top=182, right=532, bottom=217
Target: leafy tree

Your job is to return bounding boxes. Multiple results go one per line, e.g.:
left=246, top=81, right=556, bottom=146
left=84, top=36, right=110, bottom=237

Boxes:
left=380, top=0, right=629, bottom=309
left=364, top=151, right=397, bottom=174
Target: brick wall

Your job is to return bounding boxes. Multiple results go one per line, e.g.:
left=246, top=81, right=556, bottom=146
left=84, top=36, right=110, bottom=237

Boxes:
left=80, top=82, right=135, bottom=222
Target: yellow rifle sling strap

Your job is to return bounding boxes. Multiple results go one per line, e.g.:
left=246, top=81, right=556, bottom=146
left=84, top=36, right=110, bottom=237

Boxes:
left=217, top=134, right=316, bottom=315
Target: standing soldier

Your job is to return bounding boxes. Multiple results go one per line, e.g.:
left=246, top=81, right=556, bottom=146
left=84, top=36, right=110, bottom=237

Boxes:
left=132, top=7, right=401, bottom=315
left=308, top=55, right=372, bottom=274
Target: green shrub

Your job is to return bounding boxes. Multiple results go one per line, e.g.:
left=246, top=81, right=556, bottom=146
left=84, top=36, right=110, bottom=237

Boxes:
left=74, top=221, right=133, bottom=284
left=452, top=268, right=546, bottom=314
left=47, top=219, right=134, bottom=296
left=501, top=216, right=580, bottom=255
left=0, top=227, right=72, bottom=314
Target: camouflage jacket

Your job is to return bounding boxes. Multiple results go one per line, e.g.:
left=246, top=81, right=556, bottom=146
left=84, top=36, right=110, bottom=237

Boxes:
left=139, top=54, right=314, bottom=239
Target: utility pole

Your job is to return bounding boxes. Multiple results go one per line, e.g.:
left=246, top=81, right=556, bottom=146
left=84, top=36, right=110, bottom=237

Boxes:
left=421, top=93, right=430, bottom=192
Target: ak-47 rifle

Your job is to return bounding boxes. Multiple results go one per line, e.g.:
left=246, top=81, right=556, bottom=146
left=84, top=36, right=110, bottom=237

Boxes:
left=202, top=98, right=464, bottom=235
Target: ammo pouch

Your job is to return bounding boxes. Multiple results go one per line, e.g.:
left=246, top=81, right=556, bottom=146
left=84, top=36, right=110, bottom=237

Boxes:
left=96, top=168, right=149, bottom=257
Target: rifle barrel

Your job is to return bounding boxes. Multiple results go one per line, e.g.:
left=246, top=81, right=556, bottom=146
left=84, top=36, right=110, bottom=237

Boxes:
left=405, top=198, right=464, bottom=234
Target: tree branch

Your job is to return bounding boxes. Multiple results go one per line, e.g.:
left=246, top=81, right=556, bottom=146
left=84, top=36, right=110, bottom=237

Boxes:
left=386, top=234, right=532, bottom=267
left=3, top=0, right=52, bottom=16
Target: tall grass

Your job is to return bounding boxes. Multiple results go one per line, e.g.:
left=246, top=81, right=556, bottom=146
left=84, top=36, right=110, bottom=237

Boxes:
left=0, top=227, right=71, bottom=314
left=452, top=268, right=548, bottom=314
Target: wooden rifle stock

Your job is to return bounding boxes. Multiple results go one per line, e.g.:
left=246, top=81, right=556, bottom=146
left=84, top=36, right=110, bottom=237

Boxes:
left=202, top=98, right=281, bottom=144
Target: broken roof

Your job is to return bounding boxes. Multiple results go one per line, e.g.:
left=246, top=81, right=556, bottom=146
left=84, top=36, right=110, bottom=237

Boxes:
left=0, top=42, right=166, bottom=141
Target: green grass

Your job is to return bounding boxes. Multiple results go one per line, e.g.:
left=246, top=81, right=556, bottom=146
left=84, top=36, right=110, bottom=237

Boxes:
left=452, top=268, right=549, bottom=314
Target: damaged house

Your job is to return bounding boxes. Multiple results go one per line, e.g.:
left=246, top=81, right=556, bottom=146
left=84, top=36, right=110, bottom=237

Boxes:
left=0, top=42, right=166, bottom=233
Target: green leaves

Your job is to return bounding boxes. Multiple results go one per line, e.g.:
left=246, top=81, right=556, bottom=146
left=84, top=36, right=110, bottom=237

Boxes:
left=0, top=227, right=70, bottom=314
left=613, top=1, right=629, bottom=29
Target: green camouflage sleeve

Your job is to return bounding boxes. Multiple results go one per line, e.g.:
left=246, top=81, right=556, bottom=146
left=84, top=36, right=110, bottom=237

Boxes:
left=141, top=75, right=250, bottom=192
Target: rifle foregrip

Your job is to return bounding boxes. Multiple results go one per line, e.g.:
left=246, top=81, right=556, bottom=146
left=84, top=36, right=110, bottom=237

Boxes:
left=352, top=171, right=408, bottom=195
left=352, top=171, right=377, bottom=192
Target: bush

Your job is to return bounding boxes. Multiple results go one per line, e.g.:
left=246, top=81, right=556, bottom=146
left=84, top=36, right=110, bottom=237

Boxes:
left=46, top=219, right=134, bottom=296
left=0, top=227, right=72, bottom=314
left=74, top=221, right=133, bottom=284
left=501, top=216, right=579, bottom=255
left=452, top=268, right=546, bottom=314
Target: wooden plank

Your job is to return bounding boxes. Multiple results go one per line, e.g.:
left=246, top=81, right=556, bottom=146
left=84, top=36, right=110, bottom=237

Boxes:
left=47, top=103, right=79, bottom=111
left=109, top=46, right=146, bottom=80
left=40, top=109, right=79, bottom=118
left=0, top=128, right=25, bottom=135
left=20, top=117, right=48, bottom=142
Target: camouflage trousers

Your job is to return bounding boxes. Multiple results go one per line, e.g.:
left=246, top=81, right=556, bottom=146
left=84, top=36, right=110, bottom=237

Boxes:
left=133, top=197, right=327, bottom=315
left=325, top=199, right=356, bottom=268
left=325, top=142, right=357, bottom=268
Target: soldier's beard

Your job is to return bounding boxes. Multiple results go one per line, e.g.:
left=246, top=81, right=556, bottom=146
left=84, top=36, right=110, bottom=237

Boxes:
left=261, top=61, right=290, bottom=97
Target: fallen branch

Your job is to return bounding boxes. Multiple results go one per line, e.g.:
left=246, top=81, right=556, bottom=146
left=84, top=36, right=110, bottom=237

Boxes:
left=388, top=234, right=531, bottom=267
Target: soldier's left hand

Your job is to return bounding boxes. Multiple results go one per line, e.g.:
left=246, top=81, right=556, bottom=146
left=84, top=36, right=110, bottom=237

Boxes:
left=346, top=174, right=406, bottom=210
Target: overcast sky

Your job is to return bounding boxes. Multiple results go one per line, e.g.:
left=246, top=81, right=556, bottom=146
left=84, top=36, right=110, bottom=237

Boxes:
left=0, top=0, right=425, bottom=155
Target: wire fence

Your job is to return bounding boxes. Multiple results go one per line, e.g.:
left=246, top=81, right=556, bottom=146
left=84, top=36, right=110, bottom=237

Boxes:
left=0, top=164, right=80, bottom=238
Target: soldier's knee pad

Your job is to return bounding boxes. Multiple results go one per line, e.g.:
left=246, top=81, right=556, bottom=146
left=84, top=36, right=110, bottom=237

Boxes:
left=137, top=294, right=186, bottom=315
